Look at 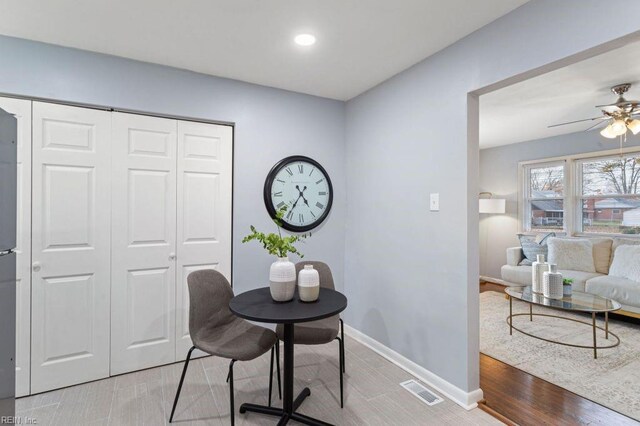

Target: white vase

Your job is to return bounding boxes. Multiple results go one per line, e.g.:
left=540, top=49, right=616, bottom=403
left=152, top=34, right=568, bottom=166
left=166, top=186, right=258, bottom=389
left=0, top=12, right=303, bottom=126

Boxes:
left=543, top=264, right=563, bottom=300
left=298, top=265, right=320, bottom=302
left=269, top=257, right=296, bottom=302
left=532, top=254, right=548, bottom=294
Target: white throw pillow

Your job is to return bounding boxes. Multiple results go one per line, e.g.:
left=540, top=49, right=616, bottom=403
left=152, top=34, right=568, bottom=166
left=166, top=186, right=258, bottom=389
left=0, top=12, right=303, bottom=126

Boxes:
left=547, top=238, right=595, bottom=273
left=609, top=245, right=640, bottom=282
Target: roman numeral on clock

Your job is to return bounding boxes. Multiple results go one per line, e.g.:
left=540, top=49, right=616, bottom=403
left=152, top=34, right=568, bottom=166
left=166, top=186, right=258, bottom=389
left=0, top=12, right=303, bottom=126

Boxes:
left=298, top=164, right=304, bottom=173
left=276, top=202, right=286, bottom=209
left=273, top=191, right=282, bottom=197
left=318, top=191, right=326, bottom=196
left=286, top=210, right=293, bottom=220
left=286, top=167, right=293, bottom=176
left=299, top=213, right=304, bottom=223
left=316, top=178, right=324, bottom=184
left=316, top=202, right=324, bottom=209
left=276, top=179, right=285, bottom=183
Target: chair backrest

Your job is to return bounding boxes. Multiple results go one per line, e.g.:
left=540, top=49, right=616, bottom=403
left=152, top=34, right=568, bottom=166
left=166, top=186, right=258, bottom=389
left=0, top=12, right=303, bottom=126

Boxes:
left=187, top=269, right=235, bottom=340
left=295, top=261, right=334, bottom=290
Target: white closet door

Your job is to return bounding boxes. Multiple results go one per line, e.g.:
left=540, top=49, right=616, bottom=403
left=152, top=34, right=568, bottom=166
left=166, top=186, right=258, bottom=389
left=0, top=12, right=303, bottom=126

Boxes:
left=175, top=121, right=232, bottom=359
left=31, top=102, right=111, bottom=393
left=0, top=97, right=31, bottom=397
left=110, top=113, right=177, bottom=375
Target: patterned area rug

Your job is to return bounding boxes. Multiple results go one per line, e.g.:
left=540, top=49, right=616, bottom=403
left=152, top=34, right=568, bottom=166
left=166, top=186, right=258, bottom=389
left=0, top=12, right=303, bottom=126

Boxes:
left=480, top=291, right=640, bottom=421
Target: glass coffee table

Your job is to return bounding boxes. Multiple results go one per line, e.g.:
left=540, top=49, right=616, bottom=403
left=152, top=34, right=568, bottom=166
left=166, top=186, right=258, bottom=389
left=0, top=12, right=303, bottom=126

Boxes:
left=505, top=286, right=621, bottom=359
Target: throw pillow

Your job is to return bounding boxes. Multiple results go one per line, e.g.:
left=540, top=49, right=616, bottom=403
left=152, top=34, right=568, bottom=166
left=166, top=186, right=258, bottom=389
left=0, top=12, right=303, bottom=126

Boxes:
left=609, top=245, right=640, bottom=282
left=547, top=237, right=596, bottom=272
left=610, top=238, right=640, bottom=267
left=589, top=238, right=614, bottom=274
left=517, top=232, right=555, bottom=265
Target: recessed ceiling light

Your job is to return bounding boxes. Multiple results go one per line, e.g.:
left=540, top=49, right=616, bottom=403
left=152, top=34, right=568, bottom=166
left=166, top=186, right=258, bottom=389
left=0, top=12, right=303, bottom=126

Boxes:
left=294, top=34, right=316, bottom=46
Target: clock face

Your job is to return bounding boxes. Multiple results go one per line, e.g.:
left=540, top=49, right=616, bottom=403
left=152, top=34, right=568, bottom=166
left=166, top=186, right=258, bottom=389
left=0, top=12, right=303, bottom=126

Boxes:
left=264, top=156, right=333, bottom=232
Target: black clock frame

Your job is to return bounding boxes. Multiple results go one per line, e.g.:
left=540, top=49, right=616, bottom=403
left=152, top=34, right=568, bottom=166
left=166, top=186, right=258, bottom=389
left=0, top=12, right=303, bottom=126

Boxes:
left=263, top=155, right=333, bottom=233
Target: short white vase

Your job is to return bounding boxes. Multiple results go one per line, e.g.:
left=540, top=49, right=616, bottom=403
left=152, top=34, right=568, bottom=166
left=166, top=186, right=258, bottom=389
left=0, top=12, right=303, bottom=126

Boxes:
left=269, top=257, right=296, bottom=302
left=298, top=265, right=320, bottom=302
left=543, top=264, right=563, bottom=300
left=532, top=254, right=548, bottom=294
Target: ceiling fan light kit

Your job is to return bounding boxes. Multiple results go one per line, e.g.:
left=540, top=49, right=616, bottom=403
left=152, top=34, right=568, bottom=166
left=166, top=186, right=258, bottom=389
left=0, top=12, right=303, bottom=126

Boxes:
left=550, top=83, right=640, bottom=140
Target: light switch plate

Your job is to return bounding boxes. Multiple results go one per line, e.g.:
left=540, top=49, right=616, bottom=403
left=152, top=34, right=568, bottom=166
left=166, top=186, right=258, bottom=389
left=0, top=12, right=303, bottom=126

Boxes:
left=430, top=193, right=439, bottom=211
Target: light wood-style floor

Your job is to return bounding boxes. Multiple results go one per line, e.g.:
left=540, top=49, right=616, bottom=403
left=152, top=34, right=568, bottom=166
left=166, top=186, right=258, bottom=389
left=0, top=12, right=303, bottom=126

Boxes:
left=16, top=337, right=501, bottom=425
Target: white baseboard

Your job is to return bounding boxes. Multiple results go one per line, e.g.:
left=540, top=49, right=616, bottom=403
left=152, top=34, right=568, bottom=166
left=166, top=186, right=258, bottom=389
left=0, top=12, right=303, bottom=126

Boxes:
left=344, top=324, right=483, bottom=410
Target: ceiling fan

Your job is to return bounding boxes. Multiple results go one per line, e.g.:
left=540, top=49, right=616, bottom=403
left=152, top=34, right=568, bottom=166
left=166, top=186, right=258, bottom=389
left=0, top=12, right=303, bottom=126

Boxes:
left=548, top=83, right=640, bottom=138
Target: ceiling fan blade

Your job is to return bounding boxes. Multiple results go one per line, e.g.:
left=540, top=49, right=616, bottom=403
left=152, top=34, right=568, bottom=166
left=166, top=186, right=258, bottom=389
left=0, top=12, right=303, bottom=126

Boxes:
left=585, top=120, right=609, bottom=132
left=547, top=116, right=607, bottom=128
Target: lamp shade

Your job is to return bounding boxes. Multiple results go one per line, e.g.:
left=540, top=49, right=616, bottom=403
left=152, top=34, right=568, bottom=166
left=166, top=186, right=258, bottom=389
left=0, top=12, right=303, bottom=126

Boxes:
left=628, top=119, right=640, bottom=135
left=600, top=124, right=617, bottom=139
left=479, top=198, right=506, bottom=214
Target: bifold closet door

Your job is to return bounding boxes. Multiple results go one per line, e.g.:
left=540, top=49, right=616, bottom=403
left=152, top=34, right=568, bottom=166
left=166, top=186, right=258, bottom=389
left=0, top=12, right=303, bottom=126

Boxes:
left=0, top=97, right=31, bottom=397
left=175, top=121, right=232, bottom=359
left=31, top=102, right=111, bottom=393
left=110, top=113, right=177, bottom=375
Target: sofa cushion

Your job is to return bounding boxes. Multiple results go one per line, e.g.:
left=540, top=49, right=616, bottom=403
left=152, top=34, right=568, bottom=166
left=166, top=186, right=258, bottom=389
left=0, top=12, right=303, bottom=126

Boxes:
left=548, top=238, right=595, bottom=273
left=517, top=232, right=555, bottom=265
left=586, top=275, right=640, bottom=309
left=609, top=245, right=640, bottom=282
left=590, top=238, right=613, bottom=274
left=501, top=265, right=601, bottom=292
left=610, top=237, right=640, bottom=266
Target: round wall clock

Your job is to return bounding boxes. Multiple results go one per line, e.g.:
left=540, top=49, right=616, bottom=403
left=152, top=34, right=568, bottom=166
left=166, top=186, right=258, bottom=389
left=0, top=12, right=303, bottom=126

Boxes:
left=264, top=155, right=333, bottom=232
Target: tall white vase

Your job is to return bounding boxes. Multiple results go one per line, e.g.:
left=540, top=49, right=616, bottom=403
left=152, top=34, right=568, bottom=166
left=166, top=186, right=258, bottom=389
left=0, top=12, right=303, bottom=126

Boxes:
left=269, top=257, right=296, bottom=302
left=543, top=264, right=564, bottom=300
left=532, top=254, right=548, bottom=294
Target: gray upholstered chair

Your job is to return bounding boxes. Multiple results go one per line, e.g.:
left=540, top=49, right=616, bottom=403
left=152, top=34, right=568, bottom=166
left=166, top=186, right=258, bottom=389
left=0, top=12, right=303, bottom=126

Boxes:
left=271, top=261, right=345, bottom=407
left=169, top=269, right=281, bottom=425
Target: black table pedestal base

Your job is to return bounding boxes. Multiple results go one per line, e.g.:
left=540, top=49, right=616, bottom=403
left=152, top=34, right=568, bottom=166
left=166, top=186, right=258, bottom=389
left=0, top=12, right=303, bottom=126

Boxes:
left=239, top=387, right=333, bottom=426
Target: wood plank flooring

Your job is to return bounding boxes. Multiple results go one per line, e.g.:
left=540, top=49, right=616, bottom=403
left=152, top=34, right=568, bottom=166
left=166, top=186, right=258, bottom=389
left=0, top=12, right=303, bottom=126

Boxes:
left=16, top=337, right=500, bottom=425
left=479, top=354, right=638, bottom=426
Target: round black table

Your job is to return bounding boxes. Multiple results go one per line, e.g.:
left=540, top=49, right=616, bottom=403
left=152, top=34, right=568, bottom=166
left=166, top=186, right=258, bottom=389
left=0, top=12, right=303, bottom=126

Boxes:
left=229, top=287, right=347, bottom=426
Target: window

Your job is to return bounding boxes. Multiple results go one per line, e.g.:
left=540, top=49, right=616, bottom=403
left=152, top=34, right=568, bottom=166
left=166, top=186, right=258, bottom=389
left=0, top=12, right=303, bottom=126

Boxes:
left=523, top=162, right=565, bottom=232
left=579, top=154, right=640, bottom=234
left=521, top=150, right=640, bottom=236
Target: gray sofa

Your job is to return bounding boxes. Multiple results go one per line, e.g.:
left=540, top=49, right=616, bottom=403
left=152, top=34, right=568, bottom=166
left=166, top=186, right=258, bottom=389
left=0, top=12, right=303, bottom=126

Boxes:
left=501, top=237, right=640, bottom=315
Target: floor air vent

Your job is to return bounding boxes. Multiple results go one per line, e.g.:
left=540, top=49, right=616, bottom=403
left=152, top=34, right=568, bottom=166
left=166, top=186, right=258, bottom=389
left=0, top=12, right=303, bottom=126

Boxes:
left=400, top=379, right=443, bottom=406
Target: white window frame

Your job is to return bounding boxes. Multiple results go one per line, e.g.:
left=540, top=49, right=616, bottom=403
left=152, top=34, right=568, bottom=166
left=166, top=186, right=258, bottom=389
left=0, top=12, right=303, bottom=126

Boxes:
left=520, top=160, right=568, bottom=233
left=518, top=146, right=640, bottom=237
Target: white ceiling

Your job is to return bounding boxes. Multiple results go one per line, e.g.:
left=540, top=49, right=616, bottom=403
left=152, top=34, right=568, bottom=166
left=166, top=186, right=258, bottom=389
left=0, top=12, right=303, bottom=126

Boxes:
left=480, top=40, right=640, bottom=149
left=0, top=0, right=527, bottom=101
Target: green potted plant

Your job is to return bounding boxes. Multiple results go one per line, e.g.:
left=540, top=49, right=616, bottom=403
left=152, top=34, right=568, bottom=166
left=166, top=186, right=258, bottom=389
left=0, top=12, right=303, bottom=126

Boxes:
left=242, top=206, right=308, bottom=302
left=563, top=278, right=573, bottom=297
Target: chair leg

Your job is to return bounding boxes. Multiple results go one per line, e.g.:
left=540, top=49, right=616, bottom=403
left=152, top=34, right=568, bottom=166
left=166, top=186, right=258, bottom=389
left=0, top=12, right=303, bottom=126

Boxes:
left=275, top=342, right=282, bottom=399
left=335, top=337, right=344, bottom=408
left=169, top=346, right=196, bottom=423
left=340, top=318, right=346, bottom=373
left=229, top=359, right=236, bottom=426
left=269, top=345, right=274, bottom=407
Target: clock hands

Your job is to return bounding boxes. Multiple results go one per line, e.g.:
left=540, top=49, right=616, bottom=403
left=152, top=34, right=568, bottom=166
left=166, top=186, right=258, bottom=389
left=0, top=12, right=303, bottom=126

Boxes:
left=296, top=185, right=310, bottom=207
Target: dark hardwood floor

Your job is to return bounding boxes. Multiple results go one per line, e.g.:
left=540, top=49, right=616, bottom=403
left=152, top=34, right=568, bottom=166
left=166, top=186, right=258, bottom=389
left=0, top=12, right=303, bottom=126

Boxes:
left=479, top=354, right=637, bottom=425
left=479, top=285, right=638, bottom=426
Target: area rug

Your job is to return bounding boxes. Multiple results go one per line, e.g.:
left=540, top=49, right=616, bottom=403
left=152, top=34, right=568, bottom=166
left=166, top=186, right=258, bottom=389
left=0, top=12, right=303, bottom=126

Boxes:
left=480, top=291, right=640, bottom=421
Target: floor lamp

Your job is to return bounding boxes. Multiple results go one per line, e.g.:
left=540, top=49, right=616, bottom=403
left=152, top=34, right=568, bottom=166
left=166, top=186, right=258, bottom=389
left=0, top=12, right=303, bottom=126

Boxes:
left=479, top=192, right=506, bottom=280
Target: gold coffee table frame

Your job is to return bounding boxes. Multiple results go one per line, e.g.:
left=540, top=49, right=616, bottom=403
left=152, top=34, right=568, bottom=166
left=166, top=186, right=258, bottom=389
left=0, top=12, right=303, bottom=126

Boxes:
left=505, top=286, right=621, bottom=359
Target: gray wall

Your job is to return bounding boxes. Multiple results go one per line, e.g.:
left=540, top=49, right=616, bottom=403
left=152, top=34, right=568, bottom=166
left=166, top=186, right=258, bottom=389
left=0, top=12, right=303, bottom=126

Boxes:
left=0, top=35, right=346, bottom=297
left=479, top=131, right=640, bottom=278
left=344, top=0, right=640, bottom=394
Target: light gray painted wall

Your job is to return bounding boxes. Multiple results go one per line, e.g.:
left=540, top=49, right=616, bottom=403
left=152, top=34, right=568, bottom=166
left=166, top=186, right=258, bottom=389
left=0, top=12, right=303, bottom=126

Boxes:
left=0, top=35, right=346, bottom=298
left=344, top=0, right=640, bottom=393
left=479, top=131, right=640, bottom=279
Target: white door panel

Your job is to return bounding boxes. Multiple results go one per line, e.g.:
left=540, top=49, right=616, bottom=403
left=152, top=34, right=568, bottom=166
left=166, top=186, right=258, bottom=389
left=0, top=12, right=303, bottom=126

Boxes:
left=111, top=113, right=177, bottom=375
left=176, top=121, right=232, bottom=359
left=0, top=97, right=31, bottom=396
left=31, top=102, right=111, bottom=393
